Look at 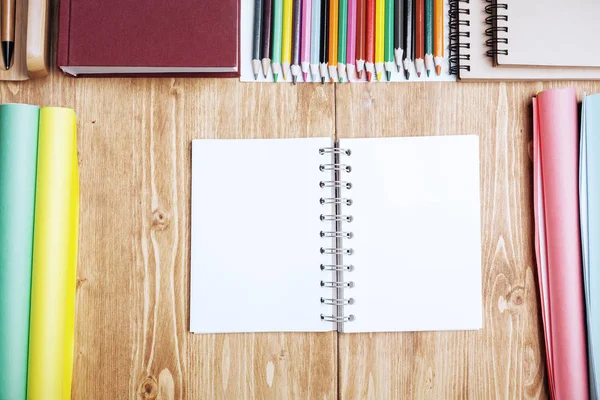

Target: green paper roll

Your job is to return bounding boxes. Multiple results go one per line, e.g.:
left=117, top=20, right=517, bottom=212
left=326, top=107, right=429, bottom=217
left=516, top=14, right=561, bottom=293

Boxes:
left=0, top=104, right=40, bottom=400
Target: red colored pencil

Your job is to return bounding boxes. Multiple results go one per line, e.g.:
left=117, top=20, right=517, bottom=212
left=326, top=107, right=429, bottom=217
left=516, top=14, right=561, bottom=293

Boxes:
left=356, top=0, right=366, bottom=78
left=365, top=0, right=375, bottom=81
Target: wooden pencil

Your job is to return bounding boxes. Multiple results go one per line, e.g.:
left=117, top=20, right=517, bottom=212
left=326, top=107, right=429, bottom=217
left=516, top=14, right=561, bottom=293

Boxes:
left=402, top=0, right=413, bottom=80
left=424, top=0, right=433, bottom=77
left=319, top=0, right=330, bottom=82
left=272, top=0, right=283, bottom=81
left=261, top=0, right=273, bottom=78
left=394, top=0, right=404, bottom=73
left=282, top=0, right=293, bottom=80
left=310, top=0, right=322, bottom=81
left=252, top=0, right=264, bottom=79
left=347, top=0, right=357, bottom=81
left=384, top=0, right=394, bottom=80
left=414, top=0, right=424, bottom=77
left=365, top=0, right=375, bottom=81
left=338, top=0, right=348, bottom=82
left=374, top=0, right=384, bottom=81
left=433, top=0, right=443, bottom=76
left=291, top=0, right=302, bottom=83
left=328, top=0, right=339, bottom=82
left=356, top=0, right=366, bottom=78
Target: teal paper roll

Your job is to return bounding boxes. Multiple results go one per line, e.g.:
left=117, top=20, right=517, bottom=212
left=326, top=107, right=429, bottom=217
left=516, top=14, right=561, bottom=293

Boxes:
left=0, top=104, right=40, bottom=400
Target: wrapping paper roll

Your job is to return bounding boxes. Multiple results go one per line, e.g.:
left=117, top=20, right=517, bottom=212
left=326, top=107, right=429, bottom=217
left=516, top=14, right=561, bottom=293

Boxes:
left=0, top=104, right=40, bottom=400
left=27, top=107, right=79, bottom=400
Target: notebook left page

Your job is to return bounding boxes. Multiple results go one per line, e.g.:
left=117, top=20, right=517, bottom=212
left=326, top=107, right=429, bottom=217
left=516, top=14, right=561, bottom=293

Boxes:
left=190, top=138, right=334, bottom=333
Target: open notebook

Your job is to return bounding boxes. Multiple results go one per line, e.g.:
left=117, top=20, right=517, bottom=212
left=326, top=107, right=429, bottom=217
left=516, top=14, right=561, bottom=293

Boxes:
left=190, top=136, right=482, bottom=333
left=453, top=0, right=600, bottom=81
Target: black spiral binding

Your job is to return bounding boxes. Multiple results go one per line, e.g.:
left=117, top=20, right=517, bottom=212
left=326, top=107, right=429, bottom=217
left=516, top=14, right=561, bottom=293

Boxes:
left=319, top=144, right=354, bottom=327
left=484, top=1, right=508, bottom=57
left=448, top=0, right=471, bottom=75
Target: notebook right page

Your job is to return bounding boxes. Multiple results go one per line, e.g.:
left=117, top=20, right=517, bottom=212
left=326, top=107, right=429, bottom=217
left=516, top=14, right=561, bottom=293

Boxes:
left=338, top=136, right=482, bottom=333
left=496, top=0, right=600, bottom=68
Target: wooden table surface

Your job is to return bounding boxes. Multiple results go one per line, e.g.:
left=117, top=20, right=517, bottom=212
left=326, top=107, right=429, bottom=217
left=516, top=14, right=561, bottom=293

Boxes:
left=3, top=7, right=600, bottom=398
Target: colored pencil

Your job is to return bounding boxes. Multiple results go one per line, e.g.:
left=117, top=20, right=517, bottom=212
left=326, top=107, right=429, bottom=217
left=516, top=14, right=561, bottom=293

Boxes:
left=374, top=0, right=384, bottom=81
left=365, top=0, right=375, bottom=81
left=262, top=0, right=273, bottom=77
left=320, top=0, right=330, bottom=82
left=433, top=0, right=443, bottom=76
left=356, top=0, right=366, bottom=78
left=347, top=0, right=357, bottom=81
left=301, top=0, right=313, bottom=82
left=328, top=0, right=339, bottom=82
left=282, top=0, right=293, bottom=80
left=272, top=0, right=283, bottom=81
left=384, top=0, right=394, bottom=80
left=424, top=0, right=433, bottom=76
left=414, top=0, right=424, bottom=77
left=310, top=0, right=322, bottom=80
left=338, top=0, right=348, bottom=82
left=402, top=0, right=413, bottom=80
left=291, top=0, right=302, bottom=83
left=252, top=0, right=264, bottom=79
left=394, top=0, right=404, bottom=73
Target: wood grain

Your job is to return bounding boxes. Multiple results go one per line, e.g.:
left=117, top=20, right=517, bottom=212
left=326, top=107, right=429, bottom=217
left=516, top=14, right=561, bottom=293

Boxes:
left=2, top=7, right=599, bottom=395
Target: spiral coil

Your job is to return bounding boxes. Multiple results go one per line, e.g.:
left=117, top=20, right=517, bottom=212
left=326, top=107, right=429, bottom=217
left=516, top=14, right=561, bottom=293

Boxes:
left=319, top=145, right=354, bottom=325
left=448, top=0, right=471, bottom=75
left=484, top=0, right=508, bottom=57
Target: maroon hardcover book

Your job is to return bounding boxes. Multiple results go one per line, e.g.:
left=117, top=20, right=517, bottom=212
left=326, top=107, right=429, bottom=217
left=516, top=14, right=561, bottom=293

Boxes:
left=57, top=0, right=239, bottom=77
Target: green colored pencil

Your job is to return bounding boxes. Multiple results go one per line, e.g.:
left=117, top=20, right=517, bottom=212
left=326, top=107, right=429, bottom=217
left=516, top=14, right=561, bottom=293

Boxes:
left=384, top=0, right=394, bottom=80
left=272, top=0, right=283, bottom=81
left=424, top=0, right=434, bottom=77
left=338, top=0, right=348, bottom=82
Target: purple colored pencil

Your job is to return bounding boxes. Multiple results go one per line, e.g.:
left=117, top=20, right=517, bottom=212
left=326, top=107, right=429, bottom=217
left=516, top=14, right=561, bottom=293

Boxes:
left=346, top=0, right=357, bottom=81
left=261, top=0, right=273, bottom=77
left=300, top=0, right=312, bottom=81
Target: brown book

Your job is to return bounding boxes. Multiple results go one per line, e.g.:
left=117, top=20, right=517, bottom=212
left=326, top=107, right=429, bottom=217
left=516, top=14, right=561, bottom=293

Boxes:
left=57, top=0, right=239, bottom=77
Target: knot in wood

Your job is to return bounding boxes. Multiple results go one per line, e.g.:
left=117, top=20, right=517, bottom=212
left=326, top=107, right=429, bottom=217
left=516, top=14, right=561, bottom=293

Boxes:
left=151, top=209, right=169, bottom=230
left=139, top=376, right=158, bottom=399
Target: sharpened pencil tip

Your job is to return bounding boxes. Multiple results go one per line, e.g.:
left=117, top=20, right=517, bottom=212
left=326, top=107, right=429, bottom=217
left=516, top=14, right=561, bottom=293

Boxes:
left=426, top=70, right=430, bottom=78
left=339, top=77, right=343, bottom=83
left=254, top=73, right=258, bottom=80
left=302, top=72, right=308, bottom=82
left=397, top=64, right=400, bottom=73
left=321, top=77, right=325, bottom=84
left=283, top=75, right=287, bottom=81
left=404, top=71, right=410, bottom=80
left=386, top=71, right=391, bottom=81
left=292, top=75, right=297, bottom=85
left=274, top=73, right=279, bottom=82
left=376, top=73, right=382, bottom=82
left=436, top=65, right=442, bottom=76
left=366, top=71, right=372, bottom=82
left=417, top=72, right=421, bottom=78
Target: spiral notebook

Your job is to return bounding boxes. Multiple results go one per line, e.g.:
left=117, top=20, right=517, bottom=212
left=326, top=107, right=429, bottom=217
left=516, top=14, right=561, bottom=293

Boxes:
left=190, top=136, right=482, bottom=334
left=452, top=0, right=600, bottom=81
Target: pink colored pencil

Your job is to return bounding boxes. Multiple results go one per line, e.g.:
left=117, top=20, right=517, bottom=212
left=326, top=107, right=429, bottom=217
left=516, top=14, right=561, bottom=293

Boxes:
left=301, top=0, right=312, bottom=81
left=346, top=0, right=357, bottom=81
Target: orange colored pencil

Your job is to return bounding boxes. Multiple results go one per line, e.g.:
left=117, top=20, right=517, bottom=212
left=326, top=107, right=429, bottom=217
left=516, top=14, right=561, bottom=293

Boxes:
left=415, top=0, right=424, bottom=77
left=433, top=0, right=443, bottom=76
left=328, top=0, right=339, bottom=82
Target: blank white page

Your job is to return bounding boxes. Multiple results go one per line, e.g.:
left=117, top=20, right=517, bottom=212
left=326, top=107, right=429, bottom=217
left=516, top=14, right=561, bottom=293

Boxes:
left=190, top=138, right=334, bottom=333
left=339, top=136, right=482, bottom=333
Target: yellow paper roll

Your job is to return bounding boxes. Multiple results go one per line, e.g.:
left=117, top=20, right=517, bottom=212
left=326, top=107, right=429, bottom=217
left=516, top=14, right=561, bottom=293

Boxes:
left=27, top=107, right=78, bottom=400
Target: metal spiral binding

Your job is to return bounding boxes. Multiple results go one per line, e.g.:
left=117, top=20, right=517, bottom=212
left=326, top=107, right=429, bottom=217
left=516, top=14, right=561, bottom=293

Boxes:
left=319, top=144, right=354, bottom=327
left=448, top=0, right=471, bottom=75
left=484, top=0, right=508, bottom=57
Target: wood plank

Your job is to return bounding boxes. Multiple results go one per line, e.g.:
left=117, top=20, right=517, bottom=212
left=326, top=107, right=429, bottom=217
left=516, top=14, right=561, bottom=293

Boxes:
left=335, top=81, right=600, bottom=399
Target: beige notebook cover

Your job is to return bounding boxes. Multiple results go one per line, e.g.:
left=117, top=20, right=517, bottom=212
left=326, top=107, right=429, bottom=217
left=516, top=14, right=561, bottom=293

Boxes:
left=457, top=0, right=600, bottom=81
left=496, top=0, right=600, bottom=68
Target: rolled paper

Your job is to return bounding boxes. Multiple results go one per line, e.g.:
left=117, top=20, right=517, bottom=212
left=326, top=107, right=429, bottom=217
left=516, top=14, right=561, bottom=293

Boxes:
left=27, top=107, right=79, bottom=400
left=0, top=104, right=40, bottom=400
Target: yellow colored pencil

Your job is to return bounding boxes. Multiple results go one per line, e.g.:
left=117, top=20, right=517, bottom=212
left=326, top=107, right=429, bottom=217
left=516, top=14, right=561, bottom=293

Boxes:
left=282, top=0, right=294, bottom=80
left=328, top=0, right=339, bottom=82
left=375, top=0, right=385, bottom=81
left=433, top=0, right=443, bottom=75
